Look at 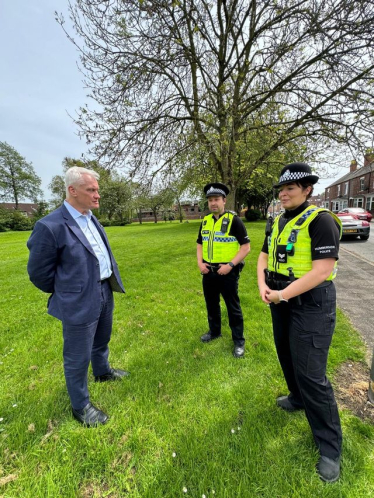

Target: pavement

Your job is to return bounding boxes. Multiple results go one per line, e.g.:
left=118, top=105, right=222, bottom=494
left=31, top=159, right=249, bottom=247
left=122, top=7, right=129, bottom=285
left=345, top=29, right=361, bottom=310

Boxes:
left=335, top=233, right=374, bottom=363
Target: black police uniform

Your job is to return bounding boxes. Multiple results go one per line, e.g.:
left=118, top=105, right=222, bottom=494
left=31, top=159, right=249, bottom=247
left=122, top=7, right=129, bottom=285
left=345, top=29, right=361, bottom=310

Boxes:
left=263, top=201, right=342, bottom=459
left=197, top=213, right=249, bottom=347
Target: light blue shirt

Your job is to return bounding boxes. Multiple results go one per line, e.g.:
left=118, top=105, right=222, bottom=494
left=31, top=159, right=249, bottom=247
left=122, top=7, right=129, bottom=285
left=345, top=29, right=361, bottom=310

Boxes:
left=64, top=201, right=112, bottom=280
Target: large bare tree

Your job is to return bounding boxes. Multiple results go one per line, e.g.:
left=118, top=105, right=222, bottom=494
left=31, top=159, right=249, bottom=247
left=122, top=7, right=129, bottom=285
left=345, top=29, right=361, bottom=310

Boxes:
left=59, top=0, right=374, bottom=206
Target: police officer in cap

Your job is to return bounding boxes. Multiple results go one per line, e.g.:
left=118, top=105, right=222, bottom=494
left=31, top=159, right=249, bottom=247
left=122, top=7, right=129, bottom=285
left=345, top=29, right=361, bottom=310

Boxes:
left=197, top=182, right=250, bottom=357
left=257, top=163, right=343, bottom=482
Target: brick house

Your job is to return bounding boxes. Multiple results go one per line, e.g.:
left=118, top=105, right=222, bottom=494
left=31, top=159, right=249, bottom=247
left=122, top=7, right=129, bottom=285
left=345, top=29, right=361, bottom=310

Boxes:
left=0, top=202, right=38, bottom=218
left=133, top=201, right=204, bottom=222
left=325, top=153, right=374, bottom=214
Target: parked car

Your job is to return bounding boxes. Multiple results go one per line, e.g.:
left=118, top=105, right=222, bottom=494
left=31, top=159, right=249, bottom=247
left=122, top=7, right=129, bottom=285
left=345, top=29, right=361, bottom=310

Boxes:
left=338, top=207, right=372, bottom=222
left=336, top=214, right=370, bottom=240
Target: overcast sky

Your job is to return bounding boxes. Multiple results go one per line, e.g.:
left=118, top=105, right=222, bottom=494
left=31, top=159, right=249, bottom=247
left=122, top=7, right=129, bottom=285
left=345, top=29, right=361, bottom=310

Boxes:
left=0, top=1, right=348, bottom=202
left=0, top=0, right=89, bottom=200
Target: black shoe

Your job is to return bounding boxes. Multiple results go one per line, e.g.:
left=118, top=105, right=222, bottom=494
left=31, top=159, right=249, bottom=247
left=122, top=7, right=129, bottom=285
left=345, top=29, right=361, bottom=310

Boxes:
left=72, top=402, right=108, bottom=427
left=201, top=332, right=222, bottom=343
left=317, top=456, right=340, bottom=483
left=276, top=395, right=304, bottom=412
left=233, top=345, right=245, bottom=358
left=95, top=367, right=130, bottom=382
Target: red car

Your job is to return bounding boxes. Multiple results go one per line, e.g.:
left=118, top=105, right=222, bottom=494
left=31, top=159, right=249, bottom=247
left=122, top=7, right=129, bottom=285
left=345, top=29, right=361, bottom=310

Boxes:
left=338, top=207, right=372, bottom=222
left=336, top=213, right=370, bottom=240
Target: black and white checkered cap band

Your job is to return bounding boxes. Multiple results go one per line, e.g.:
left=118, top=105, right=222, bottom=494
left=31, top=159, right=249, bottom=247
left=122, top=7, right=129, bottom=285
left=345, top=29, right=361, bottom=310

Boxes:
left=278, top=170, right=311, bottom=183
left=206, top=186, right=226, bottom=196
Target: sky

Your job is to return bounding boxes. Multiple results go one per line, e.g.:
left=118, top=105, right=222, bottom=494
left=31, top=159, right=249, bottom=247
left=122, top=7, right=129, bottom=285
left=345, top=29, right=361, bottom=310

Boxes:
left=0, top=0, right=89, bottom=200
left=0, top=1, right=350, bottom=202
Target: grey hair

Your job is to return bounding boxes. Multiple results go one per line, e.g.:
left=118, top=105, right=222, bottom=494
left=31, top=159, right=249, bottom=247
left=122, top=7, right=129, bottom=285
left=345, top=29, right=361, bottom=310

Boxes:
left=65, top=167, right=100, bottom=196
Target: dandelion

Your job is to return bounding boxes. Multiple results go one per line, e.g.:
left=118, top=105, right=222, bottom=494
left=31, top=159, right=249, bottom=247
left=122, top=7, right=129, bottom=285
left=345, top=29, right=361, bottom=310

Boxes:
left=202, top=495, right=206, bottom=498
left=172, top=452, right=176, bottom=458
left=0, top=418, right=3, bottom=422
left=231, top=428, right=235, bottom=434
left=183, top=487, right=188, bottom=493
left=12, top=404, right=17, bottom=408
left=212, top=491, right=215, bottom=495
left=237, top=426, right=241, bottom=431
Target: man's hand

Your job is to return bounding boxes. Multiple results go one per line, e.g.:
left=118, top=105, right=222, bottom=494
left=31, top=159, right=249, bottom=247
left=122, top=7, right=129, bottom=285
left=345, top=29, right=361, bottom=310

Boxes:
left=198, top=262, right=210, bottom=274
left=217, top=264, right=233, bottom=275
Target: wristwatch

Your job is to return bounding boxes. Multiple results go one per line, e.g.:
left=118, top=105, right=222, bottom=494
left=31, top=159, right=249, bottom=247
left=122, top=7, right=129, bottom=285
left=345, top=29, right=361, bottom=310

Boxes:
left=228, top=262, right=235, bottom=268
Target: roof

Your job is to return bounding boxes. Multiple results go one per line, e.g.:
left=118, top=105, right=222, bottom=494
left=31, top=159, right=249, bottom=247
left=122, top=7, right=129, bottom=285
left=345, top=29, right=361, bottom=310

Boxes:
left=327, top=162, right=374, bottom=188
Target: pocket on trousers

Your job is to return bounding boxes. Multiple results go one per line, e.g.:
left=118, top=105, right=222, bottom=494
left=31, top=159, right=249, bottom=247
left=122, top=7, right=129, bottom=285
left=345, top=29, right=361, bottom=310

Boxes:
left=307, top=334, right=332, bottom=378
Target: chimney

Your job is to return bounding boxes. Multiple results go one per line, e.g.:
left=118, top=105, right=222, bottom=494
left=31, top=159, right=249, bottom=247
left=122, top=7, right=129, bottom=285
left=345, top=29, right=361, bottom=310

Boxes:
left=350, top=159, right=357, bottom=173
left=364, top=151, right=374, bottom=167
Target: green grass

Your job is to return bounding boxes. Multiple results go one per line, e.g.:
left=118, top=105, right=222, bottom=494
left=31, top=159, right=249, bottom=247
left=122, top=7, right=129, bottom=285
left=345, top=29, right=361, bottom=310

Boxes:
left=0, top=221, right=373, bottom=497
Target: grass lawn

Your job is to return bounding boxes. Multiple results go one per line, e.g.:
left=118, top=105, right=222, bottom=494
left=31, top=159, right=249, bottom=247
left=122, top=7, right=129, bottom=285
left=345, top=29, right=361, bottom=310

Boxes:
left=0, top=220, right=373, bottom=497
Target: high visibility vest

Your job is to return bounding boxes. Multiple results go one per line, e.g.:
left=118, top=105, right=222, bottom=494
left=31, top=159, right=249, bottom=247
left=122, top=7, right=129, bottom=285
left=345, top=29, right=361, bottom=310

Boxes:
left=268, top=206, right=342, bottom=279
left=202, top=212, right=240, bottom=263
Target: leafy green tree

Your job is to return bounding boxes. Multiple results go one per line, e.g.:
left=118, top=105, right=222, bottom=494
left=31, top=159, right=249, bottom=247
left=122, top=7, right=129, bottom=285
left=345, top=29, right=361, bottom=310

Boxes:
left=0, top=142, right=42, bottom=208
left=31, top=201, right=49, bottom=223
left=99, top=174, right=133, bottom=221
left=147, top=187, right=176, bottom=224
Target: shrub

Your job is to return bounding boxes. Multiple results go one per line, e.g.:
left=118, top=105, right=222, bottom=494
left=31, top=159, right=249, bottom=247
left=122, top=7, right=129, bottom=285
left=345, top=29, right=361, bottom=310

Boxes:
left=9, top=211, right=33, bottom=231
left=244, top=208, right=261, bottom=221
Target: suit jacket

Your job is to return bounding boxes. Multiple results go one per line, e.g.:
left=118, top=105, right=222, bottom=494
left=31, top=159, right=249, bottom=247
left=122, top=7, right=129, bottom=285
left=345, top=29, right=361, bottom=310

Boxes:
left=27, top=204, right=125, bottom=325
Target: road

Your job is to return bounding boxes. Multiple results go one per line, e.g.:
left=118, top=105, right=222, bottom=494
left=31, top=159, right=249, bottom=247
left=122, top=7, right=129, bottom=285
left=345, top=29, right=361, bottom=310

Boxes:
left=335, top=229, right=374, bottom=361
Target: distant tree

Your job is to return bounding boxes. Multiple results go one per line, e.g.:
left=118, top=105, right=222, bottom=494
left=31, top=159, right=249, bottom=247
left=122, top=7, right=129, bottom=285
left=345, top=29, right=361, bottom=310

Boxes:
left=148, top=187, right=176, bottom=224
left=48, top=174, right=66, bottom=209
left=48, top=157, right=111, bottom=209
left=0, top=142, right=42, bottom=209
left=99, top=174, right=133, bottom=221
left=32, top=201, right=49, bottom=223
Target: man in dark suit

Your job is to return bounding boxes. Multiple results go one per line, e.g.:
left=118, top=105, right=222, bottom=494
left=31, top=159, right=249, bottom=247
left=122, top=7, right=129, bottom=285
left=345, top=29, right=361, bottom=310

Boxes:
left=27, top=166, right=127, bottom=426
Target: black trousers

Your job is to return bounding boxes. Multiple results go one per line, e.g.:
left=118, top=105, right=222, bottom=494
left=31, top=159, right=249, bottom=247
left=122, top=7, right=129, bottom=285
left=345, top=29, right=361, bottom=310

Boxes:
left=270, top=282, right=342, bottom=459
left=202, top=267, right=245, bottom=346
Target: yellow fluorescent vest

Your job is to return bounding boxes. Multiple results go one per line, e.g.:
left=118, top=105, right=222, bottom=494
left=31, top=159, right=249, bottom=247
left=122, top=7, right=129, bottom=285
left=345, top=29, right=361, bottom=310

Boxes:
left=202, top=212, right=240, bottom=263
left=268, top=206, right=342, bottom=280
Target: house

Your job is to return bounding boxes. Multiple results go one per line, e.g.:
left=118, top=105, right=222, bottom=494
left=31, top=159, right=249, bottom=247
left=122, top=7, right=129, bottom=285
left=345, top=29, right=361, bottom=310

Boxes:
left=325, top=153, right=374, bottom=213
left=0, top=203, right=38, bottom=218
left=132, top=201, right=204, bottom=222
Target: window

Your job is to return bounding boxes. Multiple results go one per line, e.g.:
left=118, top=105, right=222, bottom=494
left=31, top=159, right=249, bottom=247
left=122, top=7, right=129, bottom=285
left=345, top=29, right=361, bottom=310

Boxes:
left=344, top=182, right=349, bottom=195
left=360, top=177, right=365, bottom=191
left=325, top=201, right=329, bottom=208
left=337, top=185, right=341, bottom=196
left=353, top=198, right=364, bottom=208
left=366, top=196, right=374, bottom=211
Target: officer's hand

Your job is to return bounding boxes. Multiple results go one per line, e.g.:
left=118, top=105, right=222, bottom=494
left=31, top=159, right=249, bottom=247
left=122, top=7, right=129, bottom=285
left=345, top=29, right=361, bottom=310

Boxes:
left=265, top=289, right=281, bottom=304
left=217, top=264, right=232, bottom=275
left=199, top=262, right=210, bottom=274
left=259, top=285, right=271, bottom=304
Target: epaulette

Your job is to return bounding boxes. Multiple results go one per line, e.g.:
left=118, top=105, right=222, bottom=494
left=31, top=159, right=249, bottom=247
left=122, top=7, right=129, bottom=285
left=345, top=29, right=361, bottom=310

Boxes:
left=226, top=210, right=237, bottom=216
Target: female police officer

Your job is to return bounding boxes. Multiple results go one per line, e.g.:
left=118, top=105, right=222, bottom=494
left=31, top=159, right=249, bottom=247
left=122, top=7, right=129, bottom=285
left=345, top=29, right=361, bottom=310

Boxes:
left=257, top=163, right=343, bottom=482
